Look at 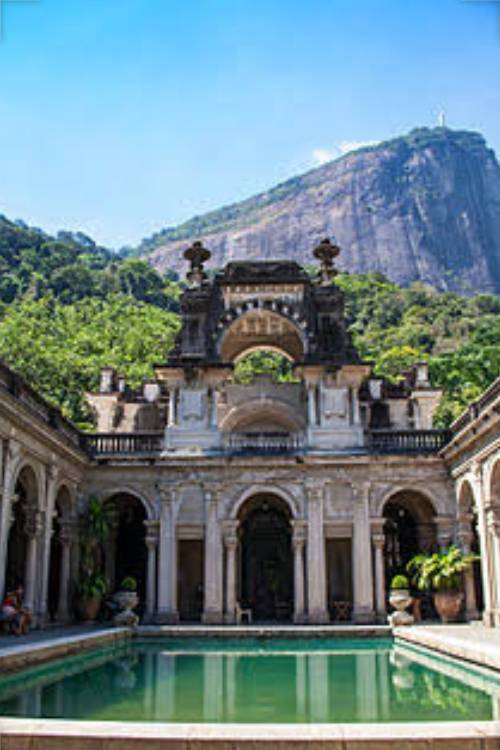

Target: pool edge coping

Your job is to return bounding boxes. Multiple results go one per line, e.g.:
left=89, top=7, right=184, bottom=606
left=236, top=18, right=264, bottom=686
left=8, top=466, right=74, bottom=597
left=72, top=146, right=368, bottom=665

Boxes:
left=0, top=717, right=499, bottom=748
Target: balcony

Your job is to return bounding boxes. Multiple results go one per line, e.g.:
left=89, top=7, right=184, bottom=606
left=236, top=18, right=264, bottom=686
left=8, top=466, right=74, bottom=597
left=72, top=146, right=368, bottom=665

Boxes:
left=221, top=431, right=306, bottom=455
left=81, top=432, right=164, bottom=458
left=366, top=429, right=451, bottom=454
left=80, top=428, right=451, bottom=459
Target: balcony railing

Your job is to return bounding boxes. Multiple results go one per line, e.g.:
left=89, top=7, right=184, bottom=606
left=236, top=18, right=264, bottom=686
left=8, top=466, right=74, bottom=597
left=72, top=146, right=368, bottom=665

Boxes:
left=222, top=431, right=306, bottom=455
left=81, top=428, right=451, bottom=458
left=366, top=429, right=451, bottom=454
left=81, top=432, right=164, bottom=458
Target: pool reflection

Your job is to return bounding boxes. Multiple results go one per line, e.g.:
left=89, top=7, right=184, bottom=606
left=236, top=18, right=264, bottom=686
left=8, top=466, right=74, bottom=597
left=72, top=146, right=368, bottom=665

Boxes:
left=0, top=643, right=496, bottom=723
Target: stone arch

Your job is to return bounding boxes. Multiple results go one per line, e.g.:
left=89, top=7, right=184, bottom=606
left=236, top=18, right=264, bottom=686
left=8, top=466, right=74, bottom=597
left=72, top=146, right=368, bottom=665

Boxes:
left=380, top=488, right=439, bottom=608
left=47, top=483, right=75, bottom=622
left=456, top=476, right=484, bottom=618
left=99, top=485, right=156, bottom=521
left=487, top=457, right=500, bottom=506
left=102, top=490, right=149, bottom=603
left=457, top=477, right=478, bottom=516
left=218, top=306, right=306, bottom=363
left=4, top=463, right=42, bottom=601
left=220, top=398, right=305, bottom=433
left=236, top=490, right=294, bottom=621
left=375, top=484, right=444, bottom=520
left=228, top=484, right=300, bottom=521
left=10, top=459, right=43, bottom=508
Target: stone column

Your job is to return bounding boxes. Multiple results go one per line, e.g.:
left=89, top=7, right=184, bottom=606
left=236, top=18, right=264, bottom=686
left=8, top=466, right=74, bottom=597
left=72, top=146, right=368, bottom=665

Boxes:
left=144, top=520, right=159, bottom=622
left=436, top=515, right=454, bottom=551
left=157, top=489, right=178, bottom=623
left=223, top=521, right=238, bottom=624
left=351, top=387, right=361, bottom=426
left=210, top=388, right=219, bottom=428
left=38, top=465, right=59, bottom=625
left=371, top=520, right=386, bottom=623
left=306, top=484, right=328, bottom=623
left=352, top=483, right=375, bottom=623
left=167, top=388, right=177, bottom=427
left=486, top=507, right=500, bottom=627
left=24, top=509, right=43, bottom=615
left=104, top=518, right=119, bottom=594
left=307, top=385, right=317, bottom=427
left=470, top=466, right=495, bottom=627
left=457, top=516, right=479, bottom=621
left=0, top=439, right=22, bottom=601
left=203, top=488, right=224, bottom=623
left=56, top=520, right=77, bottom=623
left=292, top=521, right=307, bottom=623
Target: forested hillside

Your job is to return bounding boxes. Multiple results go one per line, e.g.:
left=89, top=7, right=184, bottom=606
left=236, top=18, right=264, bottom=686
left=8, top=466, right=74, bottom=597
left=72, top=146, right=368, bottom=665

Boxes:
left=0, top=216, right=498, bottom=428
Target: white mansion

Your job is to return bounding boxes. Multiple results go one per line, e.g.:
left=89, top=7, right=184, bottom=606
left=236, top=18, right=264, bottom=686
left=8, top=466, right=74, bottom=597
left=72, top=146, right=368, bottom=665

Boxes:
left=0, top=240, right=499, bottom=627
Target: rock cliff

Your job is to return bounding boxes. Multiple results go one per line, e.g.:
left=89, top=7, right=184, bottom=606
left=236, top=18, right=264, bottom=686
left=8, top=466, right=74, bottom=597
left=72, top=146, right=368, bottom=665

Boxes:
left=139, top=128, right=500, bottom=293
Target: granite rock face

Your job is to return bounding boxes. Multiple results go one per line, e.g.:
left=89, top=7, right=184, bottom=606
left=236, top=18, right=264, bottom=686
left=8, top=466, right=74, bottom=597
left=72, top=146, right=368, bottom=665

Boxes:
left=141, top=128, right=500, bottom=293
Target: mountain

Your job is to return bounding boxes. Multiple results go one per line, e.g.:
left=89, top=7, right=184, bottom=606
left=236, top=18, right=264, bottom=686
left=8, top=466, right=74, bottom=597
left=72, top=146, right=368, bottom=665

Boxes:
left=138, top=128, right=500, bottom=294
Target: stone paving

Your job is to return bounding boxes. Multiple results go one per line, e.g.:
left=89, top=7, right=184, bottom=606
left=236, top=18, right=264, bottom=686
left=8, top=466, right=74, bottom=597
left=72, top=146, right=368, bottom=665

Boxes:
left=395, top=622, right=500, bottom=671
left=0, top=623, right=103, bottom=651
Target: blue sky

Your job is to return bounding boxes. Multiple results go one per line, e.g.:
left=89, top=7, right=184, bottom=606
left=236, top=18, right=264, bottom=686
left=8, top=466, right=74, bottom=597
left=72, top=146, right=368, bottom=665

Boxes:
left=0, top=0, right=499, bottom=248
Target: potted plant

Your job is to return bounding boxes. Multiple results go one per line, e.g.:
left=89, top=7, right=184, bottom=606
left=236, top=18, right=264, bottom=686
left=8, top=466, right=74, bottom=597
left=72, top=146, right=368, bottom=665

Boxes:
left=112, top=576, right=139, bottom=627
left=75, top=573, right=108, bottom=621
left=388, top=574, right=414, bottom=626
left=407, top=545, right=478, bottom=623
left=389, top=574, right=412, bottom=611
left=75, top=496, right=115, bottom=621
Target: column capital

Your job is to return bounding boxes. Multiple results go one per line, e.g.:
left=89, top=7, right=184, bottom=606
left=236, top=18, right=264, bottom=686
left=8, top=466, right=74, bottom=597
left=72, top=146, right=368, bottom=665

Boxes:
left=435, top=515, right=455, bottom=547
left=352, top=481, right=371, bottom=502
left=144, top=519, right=160, bottom=547
left=292, top=519, right=307, bottom=546
left=305, top=482, right=324, bottom=503
left=370, top=520, right=385, bottom=549
left=59, top=519, right=78, bottom=546
left=222, top=520, right=238, bottom=548
left=47, top=464, right=59, bottom=484
left=158, top=486, right=175, bottom=505
left=24, top=509, right=43, bottom=539
left=486, top=506, right=500, bottom=536
left=204, top=485, right=220, bottom=504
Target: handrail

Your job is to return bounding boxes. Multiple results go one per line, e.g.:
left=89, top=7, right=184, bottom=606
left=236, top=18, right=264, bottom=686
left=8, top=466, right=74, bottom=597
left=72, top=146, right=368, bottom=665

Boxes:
left=367, top=429, right=451, bottom=454
left=222, top=431, right=306, bottom=455
left=81, top=432, right=164, bottom=457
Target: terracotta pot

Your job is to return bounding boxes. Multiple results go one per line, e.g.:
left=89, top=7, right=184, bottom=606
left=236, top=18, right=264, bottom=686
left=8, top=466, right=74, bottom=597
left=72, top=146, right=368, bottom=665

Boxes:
left=434, top=591, right=464, bottom=623
left=75, top=596, right=102, bottom=621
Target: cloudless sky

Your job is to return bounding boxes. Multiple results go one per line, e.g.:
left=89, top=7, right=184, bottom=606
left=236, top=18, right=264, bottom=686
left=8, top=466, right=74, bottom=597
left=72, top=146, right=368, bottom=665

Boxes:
left=0, top=0, right=499, bottom=248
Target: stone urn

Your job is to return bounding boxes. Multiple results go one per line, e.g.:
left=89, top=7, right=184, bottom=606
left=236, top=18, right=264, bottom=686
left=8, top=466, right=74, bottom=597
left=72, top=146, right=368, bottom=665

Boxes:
left=112, top=590, right=139, bottom=628
left=434, top=591, right=464, bottom=623
left=388, top=589, right=414, bottom=627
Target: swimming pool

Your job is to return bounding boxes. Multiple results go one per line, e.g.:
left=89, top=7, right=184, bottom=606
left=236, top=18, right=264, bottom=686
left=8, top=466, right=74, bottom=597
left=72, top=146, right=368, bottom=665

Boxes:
left=0, top=637, right=498, bottom=724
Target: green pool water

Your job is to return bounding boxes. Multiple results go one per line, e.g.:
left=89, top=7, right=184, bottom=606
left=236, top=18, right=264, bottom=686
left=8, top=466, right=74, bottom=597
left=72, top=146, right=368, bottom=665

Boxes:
left=0, top=638, right=498, bottom=723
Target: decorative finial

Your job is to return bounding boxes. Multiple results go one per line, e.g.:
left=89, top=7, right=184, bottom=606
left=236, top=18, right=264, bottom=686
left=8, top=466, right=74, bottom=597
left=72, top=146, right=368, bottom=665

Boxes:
left=184, top=240, right=211, bottom=287
left=313, top=238, right=341, bottom=286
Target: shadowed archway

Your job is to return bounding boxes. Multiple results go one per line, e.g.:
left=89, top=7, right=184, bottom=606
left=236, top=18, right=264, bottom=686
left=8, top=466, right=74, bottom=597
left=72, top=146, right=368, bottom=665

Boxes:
left=238, top=494, right=293, bottom=622
left=382, top=489, right=437, bottom=587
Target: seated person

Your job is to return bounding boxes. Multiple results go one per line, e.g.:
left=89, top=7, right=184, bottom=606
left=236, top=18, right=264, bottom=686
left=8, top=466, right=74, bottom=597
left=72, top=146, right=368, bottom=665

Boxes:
left=2, top=585, right=31, bottom=636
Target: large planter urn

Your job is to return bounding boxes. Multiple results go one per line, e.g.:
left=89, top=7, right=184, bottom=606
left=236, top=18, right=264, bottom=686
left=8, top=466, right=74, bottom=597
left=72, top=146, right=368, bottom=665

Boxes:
left=112, top=590, right=139, bottom=628
left=388, top=589, right=414, bottom=627
left=434, top=591, right=464, bottom=623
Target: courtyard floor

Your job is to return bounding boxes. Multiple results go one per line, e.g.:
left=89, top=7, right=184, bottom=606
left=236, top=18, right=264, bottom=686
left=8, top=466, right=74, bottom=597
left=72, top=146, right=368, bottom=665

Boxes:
left=395, top=621, right=500, bottom=671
